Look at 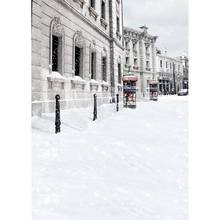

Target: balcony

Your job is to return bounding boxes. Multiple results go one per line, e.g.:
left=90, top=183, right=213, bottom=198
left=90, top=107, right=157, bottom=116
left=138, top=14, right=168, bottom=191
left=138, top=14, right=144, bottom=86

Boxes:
left=73, top=0, right=86, bottom=8
left=88, top=6, right=98, bottom=20
left=100, top=18, right=108, bottom=29
left=146, top=67, right=151, bottom=71
left=133, top=66, right=139, bottom=70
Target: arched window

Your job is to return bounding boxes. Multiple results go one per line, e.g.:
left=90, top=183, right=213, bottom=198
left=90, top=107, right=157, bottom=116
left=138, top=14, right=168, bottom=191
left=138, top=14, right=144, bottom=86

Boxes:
left=49, top=17, right=65, bottom=74
left=72, top=31, right=85, bottom=78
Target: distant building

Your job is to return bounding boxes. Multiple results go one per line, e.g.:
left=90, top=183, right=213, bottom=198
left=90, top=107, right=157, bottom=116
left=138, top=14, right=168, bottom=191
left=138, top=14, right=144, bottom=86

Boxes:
left=156, top=52, right=185, bottom=95
left=177, top=55, right=189, bottom=90
left=123, top=26, right=158, bottom=98
left=32, top=0, right=124, bottom=115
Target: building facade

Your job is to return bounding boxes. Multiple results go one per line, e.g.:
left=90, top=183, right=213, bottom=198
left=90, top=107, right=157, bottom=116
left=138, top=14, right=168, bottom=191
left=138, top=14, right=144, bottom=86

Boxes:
left=156, top=52, right=184, bottom=95
left=32, top=0, right=124, bottom=115
left=123, top=26, right=158, bottom=98
left=177, top=55, right=189, bottom=90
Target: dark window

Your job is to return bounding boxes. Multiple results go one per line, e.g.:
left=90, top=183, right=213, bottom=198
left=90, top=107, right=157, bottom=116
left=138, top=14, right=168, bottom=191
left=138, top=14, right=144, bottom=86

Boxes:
left=134, top=58, right=137, bottom=66
left=90, top=0, right=95, bottom=8
left=101, top=1, right=105, bottom=19
left=160, top=60, right=163, bottom=68
left=116, top=16, right=120, bottom=32
left=166, top=61, right=168, bottom=68
left=146, top=61, right=149, bottom=68
left=118, top=63, right=121, bottom=84
left=75, top=46, right=81, bottom=76
left=125, top=42, right=128, bottom=49
left=102, top=57, right=107, bottom=81
left=52, top=35, right=59, bottom=71
left=126, top=57, right=129, bottom=65
left=91, top=52, right=96, bottom=79
left=133, top=43, right=136, bottom=51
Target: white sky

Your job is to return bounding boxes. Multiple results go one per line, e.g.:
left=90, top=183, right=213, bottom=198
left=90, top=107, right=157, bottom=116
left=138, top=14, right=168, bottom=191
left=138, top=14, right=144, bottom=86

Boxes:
left=123, top=0, right=188, bottom=57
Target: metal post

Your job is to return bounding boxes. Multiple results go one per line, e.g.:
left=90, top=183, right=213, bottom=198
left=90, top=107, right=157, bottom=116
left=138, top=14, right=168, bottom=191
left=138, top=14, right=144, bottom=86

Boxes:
left=173, top=63, right=177, bottom=94
left=55, top=94, right=61, bottom=134
left=116, top=94, right=119, bottom=112
left=93, top=94, right=97, bottom=121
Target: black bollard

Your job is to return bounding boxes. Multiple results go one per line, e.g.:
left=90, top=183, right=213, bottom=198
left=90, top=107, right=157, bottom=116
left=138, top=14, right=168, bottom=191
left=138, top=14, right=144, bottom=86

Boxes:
left=93, top=94, right=97, bottom=121
left=55, top=94, right=61, bottom=134
left=116, top=94, right=119, bottom=112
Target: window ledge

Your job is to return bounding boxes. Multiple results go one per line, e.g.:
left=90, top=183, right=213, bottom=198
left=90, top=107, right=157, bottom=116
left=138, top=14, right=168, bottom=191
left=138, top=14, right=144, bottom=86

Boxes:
left=47, top=72, right=66, bottom=82
left=88, top=7, right=98, bottom=20
left=101, top=80, right=109, bottom=87
left=70, top=76, right=86, bottom=85
left=90, top=79, right=99, bottom=86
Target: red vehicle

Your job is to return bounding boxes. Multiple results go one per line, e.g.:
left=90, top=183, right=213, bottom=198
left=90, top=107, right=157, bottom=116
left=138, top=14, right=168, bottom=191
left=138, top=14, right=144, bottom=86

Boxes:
left=149, top=81, right=159, bottom=101
left=123, top=75, right=138, bottom=108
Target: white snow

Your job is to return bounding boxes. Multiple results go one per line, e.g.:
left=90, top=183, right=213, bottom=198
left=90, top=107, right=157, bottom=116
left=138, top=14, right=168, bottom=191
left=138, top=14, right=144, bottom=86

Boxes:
left=32, top=96, right=188, bottom=220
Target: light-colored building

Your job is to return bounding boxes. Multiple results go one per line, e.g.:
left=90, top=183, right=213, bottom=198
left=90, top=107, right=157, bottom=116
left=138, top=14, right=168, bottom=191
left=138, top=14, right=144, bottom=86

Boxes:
left=177, top=55, right=189, bottom=90
left=156, top=51, right=184, bottom=95
left=32, top=0, right=124, bottom=115
left=123, top=26, right=158, bottom=98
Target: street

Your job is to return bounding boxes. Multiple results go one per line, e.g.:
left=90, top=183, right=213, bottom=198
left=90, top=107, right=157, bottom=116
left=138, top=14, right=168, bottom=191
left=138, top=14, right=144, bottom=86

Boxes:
left=32, top=96, right=188, bottom=220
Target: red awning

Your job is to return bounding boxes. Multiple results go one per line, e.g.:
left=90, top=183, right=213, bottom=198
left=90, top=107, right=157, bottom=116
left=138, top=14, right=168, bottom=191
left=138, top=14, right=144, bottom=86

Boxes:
left=122, top=75, right=138, bottom=81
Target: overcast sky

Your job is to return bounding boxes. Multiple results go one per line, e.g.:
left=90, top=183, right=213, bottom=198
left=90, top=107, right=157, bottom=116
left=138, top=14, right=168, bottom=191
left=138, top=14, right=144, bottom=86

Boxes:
left=123, top=0, right=188, bottom=57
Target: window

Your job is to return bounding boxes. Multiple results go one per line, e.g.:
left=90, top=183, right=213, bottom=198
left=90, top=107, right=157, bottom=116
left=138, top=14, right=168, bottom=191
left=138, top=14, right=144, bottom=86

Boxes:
left=118, top=63, right=121, bottom=84
left=126, top=57, right=129, bottom=65
left=102, top=57, right=107, bottom=81
left=134, top=58, right=138, bottom=66
left=91, top=52, right=96, bottom=79
left=125, top=41, right=128, bottom=49
left=166, top=61, right=168, bottom=68
left=75, top=46, right=82, bottom=76
left=133, top=43, right=136, bottom=51
left=52, top=35, right=62, bottom=72
left=116, top=16, right=120, bottom=32
left=160, top=60, right=163, bottom=68
left=101, top=0, right=105, bottom=19
left=170, top=63, right=172, bottom=69
left=90, top=0, right=95, bottom=8
left=146, top=61, right=149, bottom=68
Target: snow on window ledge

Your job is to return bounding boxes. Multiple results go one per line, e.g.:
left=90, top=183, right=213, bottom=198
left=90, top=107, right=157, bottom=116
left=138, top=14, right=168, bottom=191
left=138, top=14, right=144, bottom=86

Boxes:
left=70, top=76, right=86, bottom=85
left=101, top=81, right=110, bottom=87
left=47, top=72, right=66, bottom=82
left=90, top=79, right=99, bottom=86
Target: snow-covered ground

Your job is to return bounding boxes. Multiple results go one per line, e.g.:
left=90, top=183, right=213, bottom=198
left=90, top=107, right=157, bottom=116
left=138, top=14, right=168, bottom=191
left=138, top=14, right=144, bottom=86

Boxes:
left=32, top=96, right=188, bottom=220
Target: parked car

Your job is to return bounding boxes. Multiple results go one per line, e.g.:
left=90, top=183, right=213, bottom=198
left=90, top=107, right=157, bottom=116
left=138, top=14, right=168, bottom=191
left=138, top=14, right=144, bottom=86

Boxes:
left=178, top=89, right=188, bottom=96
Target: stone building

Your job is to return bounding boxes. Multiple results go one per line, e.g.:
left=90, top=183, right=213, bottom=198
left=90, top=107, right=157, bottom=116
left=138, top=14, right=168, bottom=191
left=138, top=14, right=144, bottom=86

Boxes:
left=177, top=55, right=189, bottom=90
left=32, top=0, right=124, bottom=115
left=123, top=26, right=158, bottom=98
left=156, top=51, right=184, bottom=95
